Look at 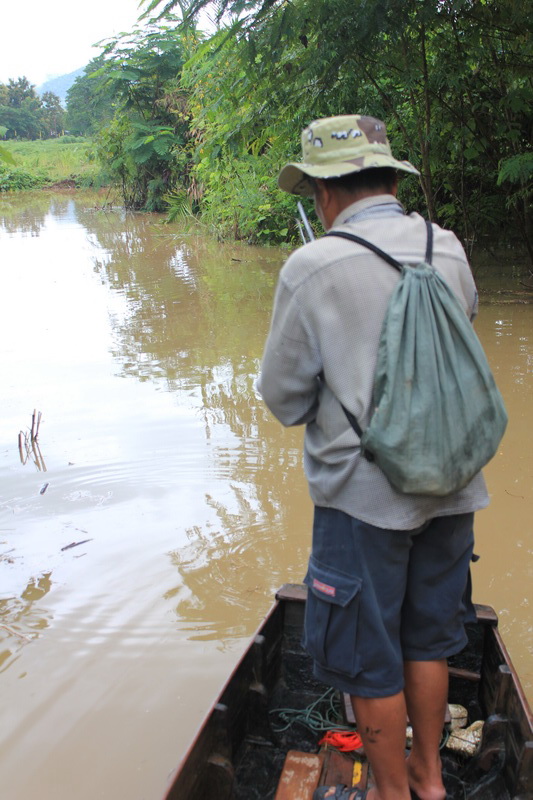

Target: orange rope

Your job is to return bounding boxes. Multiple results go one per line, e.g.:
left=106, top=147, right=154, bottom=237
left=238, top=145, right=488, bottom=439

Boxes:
left=319, top=730, right=364, bottom=752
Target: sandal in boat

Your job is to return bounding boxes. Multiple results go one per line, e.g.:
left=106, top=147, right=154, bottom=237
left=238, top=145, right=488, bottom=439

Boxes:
left=313, top=784, right=422, bottom=799
left=313, top=787, right=367, bottom=800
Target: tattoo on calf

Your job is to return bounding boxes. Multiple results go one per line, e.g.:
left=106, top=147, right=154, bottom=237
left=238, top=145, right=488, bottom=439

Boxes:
left=365, top=726, right=382, bottom=744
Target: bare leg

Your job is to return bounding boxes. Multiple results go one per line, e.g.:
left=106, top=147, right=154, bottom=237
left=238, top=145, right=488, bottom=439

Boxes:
left=350, top=692, right=411, bottom=800
left=404, top=659, right=447, bottom=800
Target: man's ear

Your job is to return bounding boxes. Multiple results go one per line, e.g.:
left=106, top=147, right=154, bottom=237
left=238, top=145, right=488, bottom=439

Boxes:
left=314, top=178, right=330, bottom=209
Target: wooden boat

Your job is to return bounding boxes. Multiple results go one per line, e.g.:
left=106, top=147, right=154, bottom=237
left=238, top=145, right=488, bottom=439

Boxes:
left=164, top=584, right=533, bottom=800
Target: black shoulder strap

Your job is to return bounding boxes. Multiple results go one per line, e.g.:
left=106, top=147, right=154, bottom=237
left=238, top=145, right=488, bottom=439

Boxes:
left=424, top=219, right=433, bottom=264
left=323, top=219, right=433, bottom=443
left=325, top=230, right=403, bottom=271
left=326, top=219, right=433, bottom=267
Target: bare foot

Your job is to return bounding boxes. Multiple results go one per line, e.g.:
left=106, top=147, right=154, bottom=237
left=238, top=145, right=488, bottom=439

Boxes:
left=406, top=755, right=446, bottom=800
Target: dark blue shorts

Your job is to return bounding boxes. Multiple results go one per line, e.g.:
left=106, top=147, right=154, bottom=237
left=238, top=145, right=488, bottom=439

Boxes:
left=303, top=507, right=476, bottom=698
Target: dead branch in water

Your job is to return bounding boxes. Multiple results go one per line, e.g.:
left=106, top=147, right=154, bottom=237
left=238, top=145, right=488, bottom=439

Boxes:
left=18, top=410, right=47, bottom=471
left=31, top=409, right=42, bottom=442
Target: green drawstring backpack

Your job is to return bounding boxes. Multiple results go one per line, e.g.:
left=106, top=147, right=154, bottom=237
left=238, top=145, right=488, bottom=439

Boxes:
left=327, top=221, right=508, bottom=496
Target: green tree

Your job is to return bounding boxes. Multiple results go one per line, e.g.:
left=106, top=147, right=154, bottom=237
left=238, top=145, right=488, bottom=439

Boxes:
left=66, top=57, right=116, bottom=135
left=178, top=28, right=301, bottom=241
left=0, top=102, right=42, bottom=139
left=0, top=76, right=42, bottom=138
left=144, top=0, right=532, bottom=256
left=0, top=77, right=65, bottom=139
left=91, top=21, right=196, bottom=210
left=40, top=92, right=66, bottom=137
left=0, top=125, right=16, bottom=164
left=6, top=76, right=37, bottom=108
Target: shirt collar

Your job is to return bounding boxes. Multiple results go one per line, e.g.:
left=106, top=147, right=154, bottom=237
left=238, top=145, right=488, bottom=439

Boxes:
left=329, top=194, right=404, bottom=230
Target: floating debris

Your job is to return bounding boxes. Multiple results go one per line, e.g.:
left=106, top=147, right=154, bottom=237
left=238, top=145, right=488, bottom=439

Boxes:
left=61, top=539, right=93, bottom=551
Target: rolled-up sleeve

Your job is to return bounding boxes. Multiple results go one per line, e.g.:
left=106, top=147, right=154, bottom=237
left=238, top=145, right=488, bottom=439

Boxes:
left=257, top=275, right=322, bottom=426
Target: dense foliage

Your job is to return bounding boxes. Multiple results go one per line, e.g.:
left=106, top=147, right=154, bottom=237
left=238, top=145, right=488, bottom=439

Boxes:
left=0, top=164, right=48, bottom=191
left=7, top=0, right=531, bottom=257
left=164, top=0, right=532, bottom=254
left=0, top=77, right=65, bottom=139
left=67, top=23, right=195, bottom=211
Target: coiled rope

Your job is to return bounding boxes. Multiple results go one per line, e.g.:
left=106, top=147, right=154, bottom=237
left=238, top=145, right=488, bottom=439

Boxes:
left=270, top=687, right=352, bottom=734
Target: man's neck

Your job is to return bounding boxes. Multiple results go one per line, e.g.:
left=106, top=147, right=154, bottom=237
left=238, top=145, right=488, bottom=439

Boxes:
left=328, top=193, right=401, bottom=230
left=317, top=183, right=398, bottom=230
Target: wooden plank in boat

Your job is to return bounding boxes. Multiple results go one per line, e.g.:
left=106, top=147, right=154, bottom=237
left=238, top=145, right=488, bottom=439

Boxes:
left=320, top=748, right=368, bottom=791
left=274, top=750, right=324, bottom=800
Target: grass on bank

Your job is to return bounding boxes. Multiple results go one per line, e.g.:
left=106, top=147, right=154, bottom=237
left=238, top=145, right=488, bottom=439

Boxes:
left=0, top=137, right=101, bottom=191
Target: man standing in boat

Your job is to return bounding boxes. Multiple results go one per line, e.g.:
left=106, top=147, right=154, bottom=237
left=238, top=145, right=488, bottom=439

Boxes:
left=257, top=115, right=489, bottom=800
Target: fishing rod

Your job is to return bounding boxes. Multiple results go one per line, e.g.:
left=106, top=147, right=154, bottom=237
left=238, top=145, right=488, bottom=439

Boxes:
left=296, top=201, right=316, bottom=244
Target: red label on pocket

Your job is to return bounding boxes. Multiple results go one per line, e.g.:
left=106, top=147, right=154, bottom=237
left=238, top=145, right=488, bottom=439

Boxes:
left=313, top=578, right=336, bottom=597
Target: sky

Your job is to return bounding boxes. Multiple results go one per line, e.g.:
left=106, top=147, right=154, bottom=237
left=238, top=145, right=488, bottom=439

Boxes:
left=0, top=0, right=151, bottom=87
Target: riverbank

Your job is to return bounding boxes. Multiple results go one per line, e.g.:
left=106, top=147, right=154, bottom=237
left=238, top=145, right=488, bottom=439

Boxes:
left=0, top=137, right=101, bottom=190
left=1, top=175, right=532, bottom=292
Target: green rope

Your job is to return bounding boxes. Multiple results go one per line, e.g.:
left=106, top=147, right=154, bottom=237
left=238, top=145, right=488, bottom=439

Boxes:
left=440, top=728, right=450, bottom=750
left=269, top=688, right=354, bottom=734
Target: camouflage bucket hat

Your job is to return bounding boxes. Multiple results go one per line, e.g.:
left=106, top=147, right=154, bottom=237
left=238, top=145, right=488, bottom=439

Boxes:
left=278, top=114, right=420, bottom=197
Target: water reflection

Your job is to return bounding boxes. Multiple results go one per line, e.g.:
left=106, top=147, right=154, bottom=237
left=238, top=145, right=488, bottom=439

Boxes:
left=0, top=194, right=49, bottom=236
left=166, top=472, right=303, bottom=640
left=0, top=193, right=89, bottom=236
left=73, top=205, right=297, bottom=554
left=0, top=572, right=52, bottom=672
left=79, top=212, right=278, bottom=398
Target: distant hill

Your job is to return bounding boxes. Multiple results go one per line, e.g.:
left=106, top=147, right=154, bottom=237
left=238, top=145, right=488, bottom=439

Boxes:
left=36, top=67, right=86, bottom=106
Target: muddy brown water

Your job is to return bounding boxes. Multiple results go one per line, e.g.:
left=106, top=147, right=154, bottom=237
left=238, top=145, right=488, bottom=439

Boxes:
left=0, top=192, right=531, bottom=799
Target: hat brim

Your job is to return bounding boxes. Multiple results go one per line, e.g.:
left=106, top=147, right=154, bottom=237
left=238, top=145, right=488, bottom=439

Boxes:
left=278, top=155, right=420, bottom=197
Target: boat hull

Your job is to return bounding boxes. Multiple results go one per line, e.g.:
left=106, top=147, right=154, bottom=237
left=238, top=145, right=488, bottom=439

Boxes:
left=165, top=584, right=533, bottom=800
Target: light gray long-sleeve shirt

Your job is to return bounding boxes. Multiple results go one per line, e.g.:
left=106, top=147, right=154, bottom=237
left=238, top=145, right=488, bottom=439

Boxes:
left=257, top=194, right=489, bottom=529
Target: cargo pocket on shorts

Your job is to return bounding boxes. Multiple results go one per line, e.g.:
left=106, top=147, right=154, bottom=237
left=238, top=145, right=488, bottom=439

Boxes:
left=303, top=555, right=362, bottom=678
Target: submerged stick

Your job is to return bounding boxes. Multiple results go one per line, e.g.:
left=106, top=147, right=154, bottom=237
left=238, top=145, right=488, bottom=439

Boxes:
left=32, top=440, right=47, bottom=472
left=18, top=411, right=45, bottom=468
left=34, top=410, right=42, bottom=440
left=18, top=432, right=26, bottom=464
left=0, top=624, right=32, bottom=641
